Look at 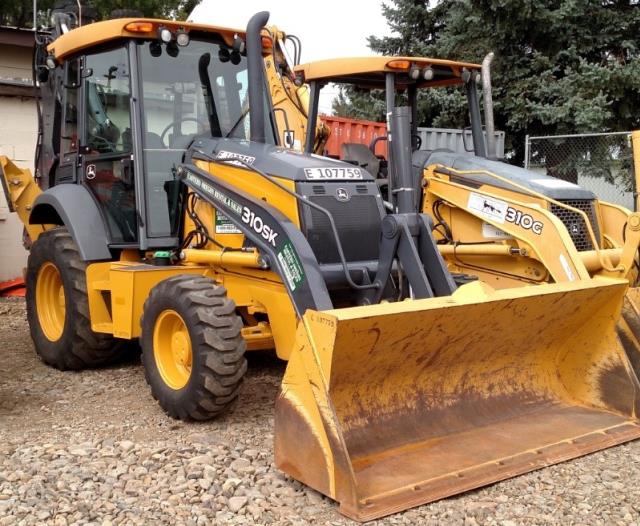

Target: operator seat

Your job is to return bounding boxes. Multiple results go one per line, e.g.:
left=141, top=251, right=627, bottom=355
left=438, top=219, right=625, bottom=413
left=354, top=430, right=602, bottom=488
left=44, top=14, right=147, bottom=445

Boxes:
left=341, top=143, right=381, bottom=179
left=145, top=132, right=166, bottom=149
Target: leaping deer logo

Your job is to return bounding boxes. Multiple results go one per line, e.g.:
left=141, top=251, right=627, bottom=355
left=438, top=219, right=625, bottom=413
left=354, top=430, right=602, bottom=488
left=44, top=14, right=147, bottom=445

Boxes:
left=483, top=200, right=499, bottom=214
left=335, top=188, right=350, bottom=202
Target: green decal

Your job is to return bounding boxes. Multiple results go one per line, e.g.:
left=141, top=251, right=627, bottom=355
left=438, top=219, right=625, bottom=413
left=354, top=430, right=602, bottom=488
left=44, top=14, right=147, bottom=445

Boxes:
left=277, top=241, right=305, bottom=291
left=215, top=211, right=241, bottom=234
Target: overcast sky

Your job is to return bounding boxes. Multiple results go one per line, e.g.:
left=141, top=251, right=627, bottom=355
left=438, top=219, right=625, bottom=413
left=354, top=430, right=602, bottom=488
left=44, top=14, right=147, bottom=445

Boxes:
left=189, top=0, right=392, bottom=113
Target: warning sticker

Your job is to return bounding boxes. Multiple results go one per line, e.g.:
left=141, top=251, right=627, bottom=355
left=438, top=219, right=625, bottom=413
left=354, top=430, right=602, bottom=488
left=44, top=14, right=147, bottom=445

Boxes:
left=559, top=254, right=576, bottom=281
left=277, top=241, right=305, bottom=291
left=467, top=192, right=508, bottom=224
left=215, top=211, right=241, bottom=234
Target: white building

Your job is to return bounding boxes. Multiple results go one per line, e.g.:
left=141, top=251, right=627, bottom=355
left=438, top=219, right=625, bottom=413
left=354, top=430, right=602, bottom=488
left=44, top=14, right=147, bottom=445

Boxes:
left=0, top=27, right=37, bottom=281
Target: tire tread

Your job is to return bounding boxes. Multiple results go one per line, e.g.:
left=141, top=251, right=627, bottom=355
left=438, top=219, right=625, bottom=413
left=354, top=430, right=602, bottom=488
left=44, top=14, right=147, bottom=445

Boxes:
left=26, top=228, right=125, bottom=370
left=140, top=275, right=247, bottom=420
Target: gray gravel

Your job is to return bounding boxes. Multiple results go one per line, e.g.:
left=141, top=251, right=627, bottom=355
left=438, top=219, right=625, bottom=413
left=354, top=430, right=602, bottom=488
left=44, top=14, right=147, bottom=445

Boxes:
left=1, top=298, right=639, bottom=525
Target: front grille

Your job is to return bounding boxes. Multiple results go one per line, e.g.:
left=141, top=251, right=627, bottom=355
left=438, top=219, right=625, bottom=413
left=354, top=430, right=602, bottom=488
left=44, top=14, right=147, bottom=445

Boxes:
left=549, top=199, right=600, bottom=251
left=298, top=183, right=383, bottom=264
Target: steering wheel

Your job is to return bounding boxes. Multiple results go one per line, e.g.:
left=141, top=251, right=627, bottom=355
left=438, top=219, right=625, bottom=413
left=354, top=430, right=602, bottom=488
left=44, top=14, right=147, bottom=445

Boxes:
left=369, top=135, right=387, bottom=155
left=88, top=134, right=116, bottom=153
left=160, top=118, right=201, bottom=145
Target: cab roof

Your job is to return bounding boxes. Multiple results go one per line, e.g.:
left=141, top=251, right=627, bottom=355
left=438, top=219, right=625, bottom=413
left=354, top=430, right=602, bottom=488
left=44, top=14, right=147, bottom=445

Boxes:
left=48, top=18, right=245, bottom=61
left=294, top=56, right=481, bottom=89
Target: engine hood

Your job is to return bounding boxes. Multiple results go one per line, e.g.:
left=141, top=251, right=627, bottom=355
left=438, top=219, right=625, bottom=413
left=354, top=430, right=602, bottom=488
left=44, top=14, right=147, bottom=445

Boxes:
left=422, top=150, right=597, bottom=201
left=187, top=137, right=376, bottom=182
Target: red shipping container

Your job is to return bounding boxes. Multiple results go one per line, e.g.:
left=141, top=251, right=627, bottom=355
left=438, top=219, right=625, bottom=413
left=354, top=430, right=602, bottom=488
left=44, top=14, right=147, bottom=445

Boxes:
left=320, top=115, right=388, bottom=159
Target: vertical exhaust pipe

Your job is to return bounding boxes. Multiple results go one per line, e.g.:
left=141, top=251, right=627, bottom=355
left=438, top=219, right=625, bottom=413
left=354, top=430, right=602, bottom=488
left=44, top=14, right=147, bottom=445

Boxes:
left=464, top=70, right=487, bottom=159
left=481, top=52, right=497, bottom=160
left=246, top=11, right=270, bottom=143
left=388, top=107, right=415, bottom=214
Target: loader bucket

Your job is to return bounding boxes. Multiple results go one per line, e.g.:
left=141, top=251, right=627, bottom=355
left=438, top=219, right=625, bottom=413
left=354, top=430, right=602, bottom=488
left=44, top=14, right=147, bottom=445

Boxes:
left=618, top=286, right=640, bottom=380
left=275, top=279, right=640, bottom=522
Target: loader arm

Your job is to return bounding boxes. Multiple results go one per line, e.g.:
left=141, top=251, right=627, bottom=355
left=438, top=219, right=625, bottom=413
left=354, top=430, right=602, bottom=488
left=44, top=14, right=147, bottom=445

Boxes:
left=425, top=165, right=640, bottom=284
left=177, top=161, right=332, bottom=316
left=426, top=173, right=589, bottom=282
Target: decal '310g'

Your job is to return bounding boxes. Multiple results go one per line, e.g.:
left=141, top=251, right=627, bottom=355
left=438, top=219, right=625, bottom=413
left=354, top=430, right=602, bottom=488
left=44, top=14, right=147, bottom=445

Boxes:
left=467, top=192, right=543, bottom=235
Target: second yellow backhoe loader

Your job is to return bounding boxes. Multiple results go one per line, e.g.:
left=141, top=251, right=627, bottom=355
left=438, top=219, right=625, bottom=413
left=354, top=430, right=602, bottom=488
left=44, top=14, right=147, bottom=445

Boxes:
left=2, top=8, right=640, bottom=522
left=292, top=56, right=640, bottom=383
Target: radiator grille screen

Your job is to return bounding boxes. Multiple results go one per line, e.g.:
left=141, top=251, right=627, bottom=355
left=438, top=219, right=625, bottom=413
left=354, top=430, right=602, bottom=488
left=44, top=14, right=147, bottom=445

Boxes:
left=303, top=193, right=382, bottom=264
left=549, top=200, right=600, bottom=251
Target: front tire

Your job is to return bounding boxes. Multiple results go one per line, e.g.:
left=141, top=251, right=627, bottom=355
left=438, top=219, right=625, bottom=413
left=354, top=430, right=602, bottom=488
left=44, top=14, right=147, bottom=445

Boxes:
left=140, top=275, right=247, bottom=420
left=26, top=228, right=125, bottom=370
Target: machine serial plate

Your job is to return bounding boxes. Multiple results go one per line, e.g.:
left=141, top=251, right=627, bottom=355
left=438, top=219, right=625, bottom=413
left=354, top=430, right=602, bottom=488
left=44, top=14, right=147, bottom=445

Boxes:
left=304, top=167, right=363, bottom=180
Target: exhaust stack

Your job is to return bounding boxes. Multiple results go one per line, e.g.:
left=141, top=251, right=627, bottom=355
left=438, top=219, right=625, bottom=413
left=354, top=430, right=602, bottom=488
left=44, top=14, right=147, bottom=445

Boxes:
left=482, top=52, right=497, bottom=160
left=246, top=11, right=270, bottom=143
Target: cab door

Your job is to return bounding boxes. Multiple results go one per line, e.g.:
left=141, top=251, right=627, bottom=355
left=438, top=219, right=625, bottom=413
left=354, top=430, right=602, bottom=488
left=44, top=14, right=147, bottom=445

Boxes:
left=80, top=46, right=137, bottom=244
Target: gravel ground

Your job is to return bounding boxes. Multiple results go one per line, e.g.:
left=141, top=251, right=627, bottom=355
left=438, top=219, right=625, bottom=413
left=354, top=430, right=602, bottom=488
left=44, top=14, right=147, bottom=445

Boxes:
left=1, top=297, right=639, bottom=525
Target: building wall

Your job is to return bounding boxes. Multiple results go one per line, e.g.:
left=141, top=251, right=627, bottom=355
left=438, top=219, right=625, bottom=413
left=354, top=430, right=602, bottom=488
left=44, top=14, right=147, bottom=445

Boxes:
left=0, top=42, right=36, bottom=281
left=0, top=44, right=32, bottom=83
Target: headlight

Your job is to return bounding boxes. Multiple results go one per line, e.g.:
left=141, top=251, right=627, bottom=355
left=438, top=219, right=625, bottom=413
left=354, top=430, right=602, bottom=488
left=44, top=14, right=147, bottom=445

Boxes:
left=176, top=29, right=190, bottom=47
left=158, top=27, right=173, bottom=43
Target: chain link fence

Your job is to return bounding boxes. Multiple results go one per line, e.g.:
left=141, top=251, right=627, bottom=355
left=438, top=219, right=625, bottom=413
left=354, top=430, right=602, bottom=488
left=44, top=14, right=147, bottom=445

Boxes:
left=524, top=131, right=636, bottom=210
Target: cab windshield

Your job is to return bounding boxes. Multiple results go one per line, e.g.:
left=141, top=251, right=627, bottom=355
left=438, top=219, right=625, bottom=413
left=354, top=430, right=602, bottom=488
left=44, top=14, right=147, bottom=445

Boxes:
left=137, top=35, right=275, bottom=237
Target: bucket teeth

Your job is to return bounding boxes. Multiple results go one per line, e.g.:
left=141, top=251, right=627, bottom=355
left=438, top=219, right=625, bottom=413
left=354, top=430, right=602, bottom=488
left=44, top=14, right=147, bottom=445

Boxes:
left=276, top=279, right=640, bottom=521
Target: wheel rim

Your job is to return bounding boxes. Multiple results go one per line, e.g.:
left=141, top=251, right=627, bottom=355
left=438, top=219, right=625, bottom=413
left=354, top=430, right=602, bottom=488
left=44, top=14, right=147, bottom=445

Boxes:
left=35, top=262, right=66, bottom=342
left=153, top=310, right=193, bottom=390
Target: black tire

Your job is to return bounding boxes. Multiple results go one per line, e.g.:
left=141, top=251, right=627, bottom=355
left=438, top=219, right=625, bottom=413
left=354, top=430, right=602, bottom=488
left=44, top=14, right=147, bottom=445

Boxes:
left=140, top=275, right=247, bottom=420
left=26, top=228, right=125, bottom=370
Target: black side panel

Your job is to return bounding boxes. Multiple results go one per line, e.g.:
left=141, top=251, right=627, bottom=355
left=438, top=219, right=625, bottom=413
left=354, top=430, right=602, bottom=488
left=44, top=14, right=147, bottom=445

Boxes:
left=178, top=163, right=333, bottom=316
left=29, top=184, right=112, bottom=261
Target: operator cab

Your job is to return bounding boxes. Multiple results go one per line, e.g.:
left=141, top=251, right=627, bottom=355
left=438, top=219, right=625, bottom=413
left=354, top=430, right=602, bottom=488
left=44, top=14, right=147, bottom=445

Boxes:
left=294, top=56, right=484, bottom=207
left=39, top=18, right=276, bottom=250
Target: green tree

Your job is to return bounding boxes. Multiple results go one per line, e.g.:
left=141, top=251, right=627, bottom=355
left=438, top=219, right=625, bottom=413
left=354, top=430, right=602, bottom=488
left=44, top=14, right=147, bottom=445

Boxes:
left=335, top=0, right=640, bottom=165
left=0, top=0, right=200, bottom=28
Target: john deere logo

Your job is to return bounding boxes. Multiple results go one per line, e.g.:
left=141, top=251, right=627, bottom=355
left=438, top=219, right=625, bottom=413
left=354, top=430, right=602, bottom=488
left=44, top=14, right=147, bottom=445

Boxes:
left=335, top=187, right=350, bottom=202
left=569, top=223, right=580, bottom=235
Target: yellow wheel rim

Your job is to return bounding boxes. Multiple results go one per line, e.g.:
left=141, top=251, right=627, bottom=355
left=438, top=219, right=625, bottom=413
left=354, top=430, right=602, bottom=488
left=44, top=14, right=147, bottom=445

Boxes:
left=35, top=262, right=66, bottom=342
left=153, top=310, right=193, bottom=390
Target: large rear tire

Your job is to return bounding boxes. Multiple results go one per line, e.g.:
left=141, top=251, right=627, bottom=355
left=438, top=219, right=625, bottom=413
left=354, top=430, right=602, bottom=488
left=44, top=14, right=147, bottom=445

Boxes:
left=140, top=275, right=247, bottom=420
left=26, top=228, right=125, bottom=370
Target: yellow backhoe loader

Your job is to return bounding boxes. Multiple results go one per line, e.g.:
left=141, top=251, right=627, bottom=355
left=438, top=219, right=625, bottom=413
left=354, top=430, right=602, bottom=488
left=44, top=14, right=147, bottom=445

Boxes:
left=2, top=9, right=640, bottom=522
left=292, top=56, right=640, bottom=382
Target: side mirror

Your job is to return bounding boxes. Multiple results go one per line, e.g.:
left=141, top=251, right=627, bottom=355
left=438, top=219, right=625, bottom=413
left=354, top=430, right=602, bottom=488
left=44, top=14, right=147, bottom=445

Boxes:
left=36, top=66, right=49, bottom=83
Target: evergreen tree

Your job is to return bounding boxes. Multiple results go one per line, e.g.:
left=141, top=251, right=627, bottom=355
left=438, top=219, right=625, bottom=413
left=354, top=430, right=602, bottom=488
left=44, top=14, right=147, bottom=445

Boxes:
left=335, top=0, right=640, bottom=164
left=0, top=0, right=200, bottom=28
